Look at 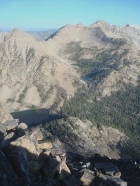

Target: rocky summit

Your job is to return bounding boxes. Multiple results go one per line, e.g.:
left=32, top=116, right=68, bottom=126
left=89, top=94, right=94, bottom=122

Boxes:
left=0, top=118, right=140, bottom=186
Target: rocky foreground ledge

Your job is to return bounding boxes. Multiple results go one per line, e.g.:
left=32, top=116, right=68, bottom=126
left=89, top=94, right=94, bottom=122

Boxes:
left=0, top=119, right=140, bottom=186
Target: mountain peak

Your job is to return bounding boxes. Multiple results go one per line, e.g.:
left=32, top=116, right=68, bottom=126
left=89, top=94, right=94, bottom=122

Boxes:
left=11, top=28, right=25, bottom=35
left=4, top=28, right=35, bottom=42
left=96, top=20, right=108, bottom=24
left=90, top=20, right=111, bottom=27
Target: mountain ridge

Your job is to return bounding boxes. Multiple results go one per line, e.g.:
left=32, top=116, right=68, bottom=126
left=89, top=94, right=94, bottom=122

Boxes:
left=0, top=20, right=140, bottom=161
left=47, top=20, right=140, bottom=48
left=0, top=20, right=140, bottom=114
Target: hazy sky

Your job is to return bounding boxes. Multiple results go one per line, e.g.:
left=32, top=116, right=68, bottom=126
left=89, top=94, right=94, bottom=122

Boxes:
left=0, top=0, right=140, bottom=30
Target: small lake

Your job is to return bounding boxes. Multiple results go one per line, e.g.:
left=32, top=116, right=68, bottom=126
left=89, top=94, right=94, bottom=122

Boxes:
left=81, top=76, right=91, bottom=82
left=11, top=108, right=49, bottom=127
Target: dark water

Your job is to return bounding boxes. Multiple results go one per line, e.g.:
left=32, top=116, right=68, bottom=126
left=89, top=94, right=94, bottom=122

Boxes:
left=80, top=76, right=91, bottom=82
left=11, top=108, right=49, bottom=127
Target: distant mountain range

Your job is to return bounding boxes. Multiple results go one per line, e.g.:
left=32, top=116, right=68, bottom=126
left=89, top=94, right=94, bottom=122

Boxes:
left=0, top=20, right=140, bottom=160
left=0, top=27, right=57, bottom=41
left=0, top=19, right=140, bottom=116
left=27, top=29, right=57, bottom=41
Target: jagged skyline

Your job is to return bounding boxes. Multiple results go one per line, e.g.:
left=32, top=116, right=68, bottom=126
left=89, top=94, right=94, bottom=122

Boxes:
left=0, top=0, right=140, bottom=30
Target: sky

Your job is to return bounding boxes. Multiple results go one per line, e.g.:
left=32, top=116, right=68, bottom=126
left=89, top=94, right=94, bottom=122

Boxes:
left=0, top=0, right=140, bottom=30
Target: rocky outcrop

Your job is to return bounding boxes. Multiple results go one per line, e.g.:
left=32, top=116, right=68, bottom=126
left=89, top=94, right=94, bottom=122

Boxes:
left=18, top=123, right=28, bottom=130
left=5, top=119, right=19, bottom=131
left=0, top=118, right=140, bottom=185
left=0, top=123, right=7, bottom=139
left=58, top=156, right=71, bottom=180
left=6, top=135, right=39, bottom=160
left=80, top=169, right=95, bottom=185
left=30, top=127, right=44, bottom=141
left=38, top=142, right=53, bottom=150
